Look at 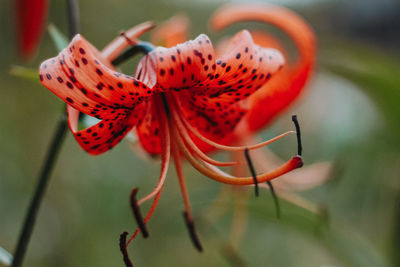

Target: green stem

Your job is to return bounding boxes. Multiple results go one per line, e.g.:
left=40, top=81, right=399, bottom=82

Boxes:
left=11, top=114, right=68, bottom=267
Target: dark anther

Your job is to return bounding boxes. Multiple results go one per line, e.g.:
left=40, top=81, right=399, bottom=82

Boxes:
left=244, top=148, right=259, bottom=197
left=130, top=188, right=149, bottom=238
left=291, top=115, right=302, bottom=156
left=318, top=205, right=330, bottom=227
left=119, top=232, right=134, bottom=267
left=183, top=212, right=203, bottom=252
left=266, top=181, right=280, bottom=219
left=221, top=244, right=246, bottom=267
left=112, top=40, right=155, bottom=66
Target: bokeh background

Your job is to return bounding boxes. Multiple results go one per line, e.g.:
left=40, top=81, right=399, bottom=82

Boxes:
left=1, top=0, right=400, bottom=266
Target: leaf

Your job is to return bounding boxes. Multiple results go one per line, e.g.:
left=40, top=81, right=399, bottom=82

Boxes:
left=321, top=40, right=400, bottom=140
left=0, top=246, right=12, bottom=266
left=48, top=24, right=69, bottom=52
left=9, top=65, right=39, bottom=83
left=247, top=197, right=390, bottom=267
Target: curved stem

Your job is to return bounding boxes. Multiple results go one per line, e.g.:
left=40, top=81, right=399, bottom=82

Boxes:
left=12, top=114, right=68, bottom=267
left=13, top=1, right=79, bottom=266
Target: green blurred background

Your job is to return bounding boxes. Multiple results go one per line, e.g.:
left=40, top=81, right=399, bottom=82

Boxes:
left=1, top=0, right=400, bottom=266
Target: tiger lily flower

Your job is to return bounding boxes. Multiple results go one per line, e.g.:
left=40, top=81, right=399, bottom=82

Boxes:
left=38, top=6, right=303, bottom=261
left=150, top=4, right=331, bottom=255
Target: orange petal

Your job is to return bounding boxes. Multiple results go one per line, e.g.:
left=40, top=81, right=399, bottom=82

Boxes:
left=143, top=34, right=216, bottom=92
left=67, top=104, right=145, bottom=155
left=210, top=4, right=316, bottom=131
left=136, top=100, right=162, bottom=155
left=195, top=30, right=284, bottom=98
left=102, top=21, right=155, bottom=62
left=39, top=34, right=156, bottom=118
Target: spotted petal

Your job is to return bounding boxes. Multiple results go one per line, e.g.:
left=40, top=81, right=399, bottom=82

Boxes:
left=136, top=101, right=162, bottom=155
left=39, top=34, right=156, bottom=119
left=177, top=31, right=284, bottom=140
left=195, top=30, right=284, bottom=99
left=209, top=4, right=316, bottom=132
left=67, top=104, right=145, bottom=155
left=141, top=34, right=216, bottom=91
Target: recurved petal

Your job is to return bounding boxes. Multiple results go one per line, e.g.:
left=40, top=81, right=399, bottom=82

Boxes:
left=39, top=34, right=155, bottom=119
left=196, top=30, right=284, bottom=100
left=67, top=104, right=146, bottom=155
left=210, top=4, right=316, bottom=132
left=143, top=34, right=216, bottom=91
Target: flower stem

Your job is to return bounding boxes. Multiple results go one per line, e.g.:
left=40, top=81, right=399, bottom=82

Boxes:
left=11, top=113, right=68, bottom=267
left=66, top=0, right=80, bottom=39
left=12, top=1, right=79, bottom=266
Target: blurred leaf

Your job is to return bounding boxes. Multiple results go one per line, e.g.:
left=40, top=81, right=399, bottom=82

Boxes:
left=321, top=40, right=400, bottom=140
left=9, top=65, right=39, bottom=83
left=247, top=197, right=390, bottom=267
left=0, top=246, right=12, bottom=266
left=48, top=24, right=68, bottom=52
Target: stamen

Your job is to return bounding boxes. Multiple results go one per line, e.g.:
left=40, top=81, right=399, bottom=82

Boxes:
left=266, top=181, right=280, bottom=219
left=171, top=140, right=204, bottom=251
left=176, top=122, right=240, bottom=167
left=171, top=122, right=303, bottom=185
left=292, top=115, right=302, bottom=156
left=171, top=95, right=294, bottom=152
left=127, top=96, right=170, bottom=245
left=127, top=189, right=162, bottom=245
left=119, top=232, right=134, bottom=267
left=136, top=101, right=170, bottom=206
left=130, top=188, right=149, bottom=238
left=183, top=212, right=203, bottom=252
left=244, top=148, right=259, bottom=197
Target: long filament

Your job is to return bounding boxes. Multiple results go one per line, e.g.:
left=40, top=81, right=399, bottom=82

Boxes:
left=169, top=103, right=302, bottom=185
left=172, top=93, right=294, bottom=152
left=177, top=125, right=240, bottom=167
left=137, top=103, right=171, bottom=206
left=127, top=97, right=170, bottom=245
